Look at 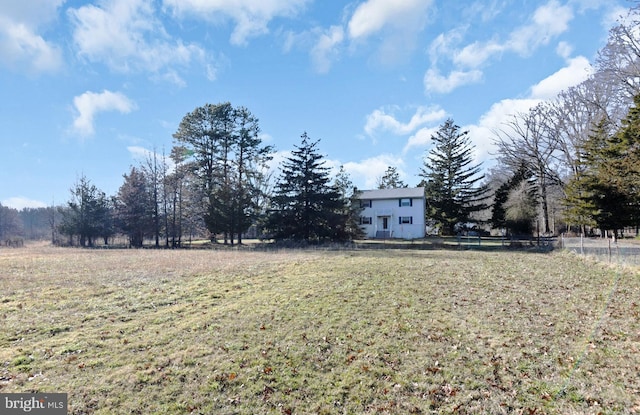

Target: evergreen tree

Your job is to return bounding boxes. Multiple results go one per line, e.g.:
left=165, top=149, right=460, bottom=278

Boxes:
left=266, top=133, right=352, bottom=242
left=564, top=97, right=640, bottom=234
left=419, top=119, right=490, bottom=235
left=333, top=166, right=365, bottom=241
left=173, top=103, right=271, bottom=244
left=59, top=175, right=111, bottom=247
left=491, top=164, right=537, bottom=235
left=233, top=107, right=273, bottom=244
left=0, top=203, right=23, bottom=242
left=563, top=119, right=610, bottom=233
left=116, top=167, right=154, bottom=247
left=376, top=166, right=407, bottom=189
left=609, top=93, right=640, bottom=225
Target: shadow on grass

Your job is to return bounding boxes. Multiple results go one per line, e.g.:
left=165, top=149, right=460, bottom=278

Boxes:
left=353, top=236, right=556, bottom=253
left=248, top=236, right=557, bottom=254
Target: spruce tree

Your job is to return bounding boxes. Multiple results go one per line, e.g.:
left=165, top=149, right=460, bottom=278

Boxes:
left=491, top=163, right=537, bottom=235
left=377, top=166, right=407, bottom=189
left=116, top=167, right=154, bottom=247
left=419, top=119, right=489, bottom=235
left=267, top=133, right=350, bottom=242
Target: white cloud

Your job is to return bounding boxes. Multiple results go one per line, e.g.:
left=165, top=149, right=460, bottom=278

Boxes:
left=347, top=0, right=433, bottom=65
left=402, top=126, right=440, bottom=154
left=310, top=25, right=344, bottom=74
left=556, top=41, right=573, bottom=59
left=601, top=5, right=627, bottom=28
left=163, top=0, right=309, bottom=46
left=69, top=0, right=207, bottom=81
left=530, top=56, right=592, bottom=100
left=342, top=154, right=408, bottom=189
left=467, top=98, right=542, bottom=163
left=426, top=0, right=575, bottom=95
left=72, top=90, right=136, bottom=136
left=424, top=68, right=483, bottom=94
left=507, top=0, right=573, bottom=56
left=428, top=29, right=465, bottom=66
left=347, top=0, right=431, bottom=40
left=453, top=40, right=503, bottom=68
left=2, top=196, right=48, bottom=210
left=0, top=1, right=64, bottom=73
left=365, top=105, right=446, bottom=137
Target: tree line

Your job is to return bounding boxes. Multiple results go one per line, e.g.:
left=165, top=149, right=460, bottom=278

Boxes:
left=40, top=103, right=364, bottom=247
left=5, top=5, right=640, bottom=246
left=490, top=5, right=640, bottom=238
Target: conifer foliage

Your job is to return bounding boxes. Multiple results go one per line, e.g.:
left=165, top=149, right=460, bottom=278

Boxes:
left=420, top=119, right=489, bottom=235
left=564, top=95, right=640, bottom=233
left=173, top=102, right=272, bottom=244
left=266, top=133, right=359, bottom=242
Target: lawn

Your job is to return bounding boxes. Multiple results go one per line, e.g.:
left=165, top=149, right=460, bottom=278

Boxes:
left=1, top=244, right=639, bottom=414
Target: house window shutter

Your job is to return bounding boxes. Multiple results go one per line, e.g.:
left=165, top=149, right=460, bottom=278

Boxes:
left=410, top=198, right=413, bottom=207
left=399, top=217, right=402, bottom=225
left=410, top=216, right=413, bottom=224
left=399, top=199, right=402, bottom=207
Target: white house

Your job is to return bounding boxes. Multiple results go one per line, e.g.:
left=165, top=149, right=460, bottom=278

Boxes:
left=358, top=187, right=426, bottom=239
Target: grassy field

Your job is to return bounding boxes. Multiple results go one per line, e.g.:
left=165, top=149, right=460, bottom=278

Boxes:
left=1, top=244, right=639, bottom=414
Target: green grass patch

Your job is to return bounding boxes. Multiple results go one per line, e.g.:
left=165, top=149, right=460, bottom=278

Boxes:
left=1, top=246, right=639, bottom=414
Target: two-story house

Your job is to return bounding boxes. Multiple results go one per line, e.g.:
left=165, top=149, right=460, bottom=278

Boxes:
left=358, top=187, right=426, bottom=239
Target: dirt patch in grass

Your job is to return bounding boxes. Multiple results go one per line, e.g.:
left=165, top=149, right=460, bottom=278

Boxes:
left=1, top=245, right=639, bottom=414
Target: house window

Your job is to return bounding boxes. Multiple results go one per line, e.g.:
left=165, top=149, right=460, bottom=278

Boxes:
left=360, top=216, right=373, bottom=225
left=399, top=198, right=412, bottom=207
left=360, top=200, right=372, bottom=208
left=399, top=216, right=413, bottom=224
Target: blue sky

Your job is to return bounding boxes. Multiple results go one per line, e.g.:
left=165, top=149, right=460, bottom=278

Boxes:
left=0, top=0, right=628, bottom=209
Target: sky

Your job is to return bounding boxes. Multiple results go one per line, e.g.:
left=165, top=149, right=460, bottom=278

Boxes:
left=0, top=0, right=630, bottom=210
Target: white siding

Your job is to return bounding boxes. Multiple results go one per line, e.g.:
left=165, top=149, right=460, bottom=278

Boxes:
left=359, top=188, right=425, bottom=239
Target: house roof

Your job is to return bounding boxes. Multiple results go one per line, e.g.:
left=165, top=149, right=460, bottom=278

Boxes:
left=359, top=187, right=425, bottom=200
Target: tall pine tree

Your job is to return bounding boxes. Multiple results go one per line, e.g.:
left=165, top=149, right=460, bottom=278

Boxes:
left=419, top=119, right=490, bottom=235
left=267, top=133, right=353, bottom=242
left=173, top=103, right=271, bottom=244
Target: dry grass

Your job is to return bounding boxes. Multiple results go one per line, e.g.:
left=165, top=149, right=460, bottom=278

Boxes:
left=1, top=245, right=639, bottom=414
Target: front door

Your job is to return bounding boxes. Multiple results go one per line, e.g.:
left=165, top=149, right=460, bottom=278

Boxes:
left=376, top=216, right=391, bottom=239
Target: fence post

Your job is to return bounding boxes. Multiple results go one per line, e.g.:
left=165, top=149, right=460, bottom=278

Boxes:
left=608, top=238, right=611, bottom=263
left=580, top=233, right=584, bottom=256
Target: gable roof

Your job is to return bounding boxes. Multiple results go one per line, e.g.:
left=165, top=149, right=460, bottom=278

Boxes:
left=359, top=187, right=425, bottom=200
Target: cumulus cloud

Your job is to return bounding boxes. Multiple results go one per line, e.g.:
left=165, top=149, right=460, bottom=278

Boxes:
left=530, top=56, right=592, bottom=100
left=342, top=154, right=409, bottom=189
left=0, top=0, right=64, bottom=73
left=72, top=90, right=136, bottom=136
left=507, top=0, right=573, bottom=56
left=426, top=0, right=575, bottom=94
left=365, top=105, right=446, bottom=137
left=347, top=0, right=433, bottom=65
left=68, top=0, right=207, bottom=83
left=402, top=126, right=440, bottom=154
left=163, top=0, right=309, bottom=46
left=424, top=68, right=483, bottom=94
left=347, top=0, right=431, bottom=40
